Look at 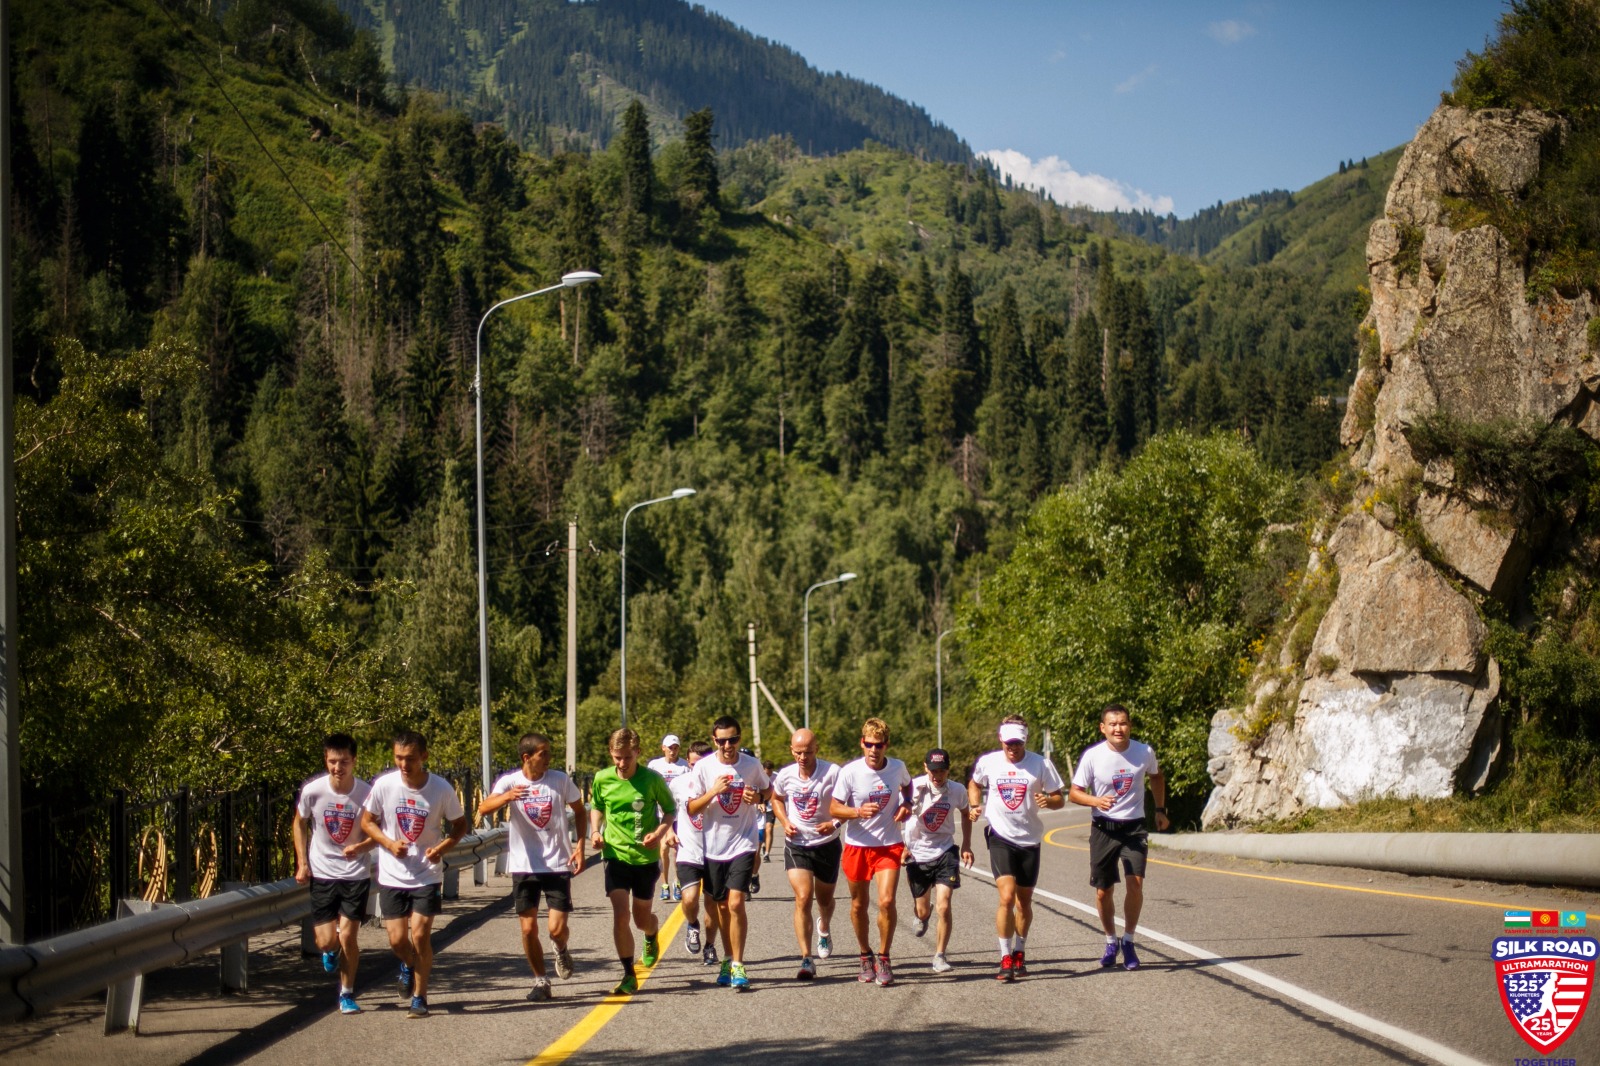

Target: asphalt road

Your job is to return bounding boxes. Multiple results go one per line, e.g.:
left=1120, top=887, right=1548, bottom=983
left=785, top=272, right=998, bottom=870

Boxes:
left=233, top=808, right=1600, bottom=1066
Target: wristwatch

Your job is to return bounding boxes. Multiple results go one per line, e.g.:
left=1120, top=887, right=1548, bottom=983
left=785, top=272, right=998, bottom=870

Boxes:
left=1154, top=807, right=1167, bottom=814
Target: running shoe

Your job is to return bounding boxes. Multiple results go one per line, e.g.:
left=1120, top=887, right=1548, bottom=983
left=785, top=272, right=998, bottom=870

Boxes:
left=686, top=923, right=703, bottom=955
left=407, top=995, right=428, bottom=1018
left=555, top=947, right=574, bottom=980
left=857, top=954, right=876, bottom=983
left=816, top=920, right=832, bottom=959
left=995, top=953, right=1015, bottom=983
left=797, top=956, right=816, bottom=980
left=931, top=953, right=953, bottom=974
left=528, top=980, right=552, bottom=1002
left=1122, top=939, right=1141, bottom=971
left=1099, top=941, right=1120, bottom=968
left=912, top=915, right=928, bottom=938
left=730, top=962, right=750, bottom=991
left=321, top=950, right=339, bottom=973
left=672, top=882, right=682, bottom=901
left=659, top=884, right=671, bottom=902
left=716, top=959, right=732, bottom=987
left=641, top=933, right=660, bottom=967
left=397, top=962, right=414, bottom=998
left=338, top=993, right=361, bottom=1014
left=703, top=942, right=719, bottom=967
left=610, top=973, right=638, bottom=996
left=749, top=873, right=761, bottom=895
left=1012, top=950, right=1027, bottom=976
left=874, top=955, right=894, bottom=987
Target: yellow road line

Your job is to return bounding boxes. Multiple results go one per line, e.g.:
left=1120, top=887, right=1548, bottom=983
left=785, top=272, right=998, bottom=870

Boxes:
left=1042, top=824, right=1599, bottom=920
left=527, top=903, right=688, bottom=1066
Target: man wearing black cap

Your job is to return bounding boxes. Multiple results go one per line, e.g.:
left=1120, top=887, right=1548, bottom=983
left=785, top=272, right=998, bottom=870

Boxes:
left=902, top=749, right=973, bottom=973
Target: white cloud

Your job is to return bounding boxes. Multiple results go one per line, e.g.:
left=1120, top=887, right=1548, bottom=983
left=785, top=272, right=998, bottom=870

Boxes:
left=1049, top=47, right=1067, bottom=63
left=980, top=149, right=1175, bottom=215
left=1208, top=20, right=1256, bottom=44
left=1115, top=64, right=1158, bottom=94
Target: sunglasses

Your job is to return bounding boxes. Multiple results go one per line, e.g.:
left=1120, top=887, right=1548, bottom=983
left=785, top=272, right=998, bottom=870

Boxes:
left=714, top=736, right=742, bottom=746
left=860, top=740, right=886, bottom=750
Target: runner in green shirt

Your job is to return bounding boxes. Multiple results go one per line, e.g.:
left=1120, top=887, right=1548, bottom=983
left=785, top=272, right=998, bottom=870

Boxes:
left=589, top=728, right=677, bottom=994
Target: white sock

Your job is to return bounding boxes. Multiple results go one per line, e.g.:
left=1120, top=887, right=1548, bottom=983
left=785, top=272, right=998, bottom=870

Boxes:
left=339, top=985, right=352, bottom=995
left=1014, top=935, right=1027, bottom=953
left=998, top=937, right=1012, bottom=956
left=1123, top=931, right=1136, bottom=945
left=1106, top=935, right=1120, bottom=946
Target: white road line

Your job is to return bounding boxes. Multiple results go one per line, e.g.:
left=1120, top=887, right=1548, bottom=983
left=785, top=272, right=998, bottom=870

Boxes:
left=968, top=866, right=1491, bottom=1066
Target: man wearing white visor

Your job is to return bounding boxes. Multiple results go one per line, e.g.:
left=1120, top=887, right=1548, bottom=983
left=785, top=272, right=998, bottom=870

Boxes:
left=648, top=734, right=691, bottom=901
left=968, top=714, right=1064, bottom=983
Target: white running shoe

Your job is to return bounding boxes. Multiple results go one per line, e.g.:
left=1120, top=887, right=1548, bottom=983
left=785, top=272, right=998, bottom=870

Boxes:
left=686, top=923, right=702, bottom=956
left=816, top=918, right=832, bottom=959
left=931, top=953, right=953, bottom=973
left=912, top=915, right=928, bottom=937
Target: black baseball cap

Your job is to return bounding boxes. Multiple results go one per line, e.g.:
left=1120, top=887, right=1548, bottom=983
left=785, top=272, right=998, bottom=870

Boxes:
left=925, top=748, right=950, bottom=770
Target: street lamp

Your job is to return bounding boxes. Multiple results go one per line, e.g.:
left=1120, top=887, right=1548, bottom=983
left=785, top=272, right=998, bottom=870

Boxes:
left=803, top=572, right=857, bottom=729
left=619, top=488, right=697, bottom=727
left=936, top=627, right=955, bottom=748
left=475, top=270, right=601, bottom=801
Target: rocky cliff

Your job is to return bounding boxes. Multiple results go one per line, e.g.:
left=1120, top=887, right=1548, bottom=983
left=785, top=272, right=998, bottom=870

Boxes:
left=1203, top=105, right=1597, bottom=827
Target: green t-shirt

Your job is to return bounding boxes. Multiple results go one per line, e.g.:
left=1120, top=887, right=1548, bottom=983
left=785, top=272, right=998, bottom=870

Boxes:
left=591, top=764, right=676, bottom=865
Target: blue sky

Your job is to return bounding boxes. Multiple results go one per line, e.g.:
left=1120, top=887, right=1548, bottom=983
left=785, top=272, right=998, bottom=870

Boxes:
left=693, top=1, right=1509, bottom=217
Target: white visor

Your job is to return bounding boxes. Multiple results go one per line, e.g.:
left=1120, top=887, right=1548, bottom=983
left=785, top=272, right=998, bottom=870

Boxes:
left=998, top=723, right=1027, bottom=743
left=662, top=734, right=681, bottom=748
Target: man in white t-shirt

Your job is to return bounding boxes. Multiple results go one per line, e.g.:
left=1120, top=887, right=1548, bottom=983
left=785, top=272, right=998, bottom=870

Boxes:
left=771, top=727, right=841, bottom=980
left=902, top=748, right=973, bottom=974
left=647, top=734, right=690, bottom=901
left=968, top=715, right=1065, bottom=983
left=293, top=732, right=376, bottom=1015
left=478, top=732, right=588, bottom=1001
left=359, top=730, right=469, bottom=1019
left=1068, top=703, right=1168, bottom=971
left=829, top=716, right=912, bottom=987
left=685, top=716, right=771, bottom=991
left=670, top=740, right=721, bottom=965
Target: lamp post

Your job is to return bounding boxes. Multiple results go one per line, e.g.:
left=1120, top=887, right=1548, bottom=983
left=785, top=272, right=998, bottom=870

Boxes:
left=936, top=627, right=955, bottom=749
left=803, top=572, right=857, bottom=729
left=475, top=270, right=600, bottom=802
left=620, top=488, right=697, bottom=727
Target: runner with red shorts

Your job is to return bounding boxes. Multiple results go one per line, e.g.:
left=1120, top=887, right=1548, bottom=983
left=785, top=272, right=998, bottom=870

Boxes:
left=829, top=717, right=912, bottom=987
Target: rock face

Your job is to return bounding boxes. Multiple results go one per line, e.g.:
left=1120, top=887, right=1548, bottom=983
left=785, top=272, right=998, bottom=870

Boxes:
left=1204, top=105, right=1593, bottom=828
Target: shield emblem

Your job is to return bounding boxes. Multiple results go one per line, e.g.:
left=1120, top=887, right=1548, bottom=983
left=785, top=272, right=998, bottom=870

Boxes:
left=717, top=777, right=745, bottom=815
left=395, top=802, right=428, bottom=842
left=921, top=801, right=950, bottom=832
left=521, top=790, right=554, bottom=829
left=865, top=784, right=891, bottom=811
left=323, top=803, right=356, bottom=845
left=794, top=788, right=821, bottom=820
left=1112, top=770, right=1134, bottom=799
left=1494, top=936, right=1596, bottom=1052
left=996, top=779, right=1028, bottom=811
left=690, top=812, right=705, bottom=830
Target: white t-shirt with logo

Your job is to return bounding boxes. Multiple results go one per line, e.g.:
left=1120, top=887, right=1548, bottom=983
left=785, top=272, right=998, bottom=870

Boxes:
left=491, top=769, right=581, bottom=874
left=1071, top=740, right=1160, bottom=821
left=689, top=753, right=771, bottom=862
left=771, top=759, right=841, bottom=848
left=296, top=774, right=373, bottom=881
left=363, top=771, right=465, bottom=889
left=670, top=769, right=708, bottom=866
left=971, top=750, right=1065, bottom=847
left=903, top=773, right=969, bottom=863
left=647, top=756, right=691, bottom=787
left=831, top=757, right=912, bottom=848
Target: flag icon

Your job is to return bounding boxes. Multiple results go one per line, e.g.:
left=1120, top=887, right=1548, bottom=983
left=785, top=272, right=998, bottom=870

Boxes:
left=1505, top=910, right=1532, bottom=930
left=1561, top=911, right=1588, bottom=929
left=1533, top=910, right=1561, bottom=929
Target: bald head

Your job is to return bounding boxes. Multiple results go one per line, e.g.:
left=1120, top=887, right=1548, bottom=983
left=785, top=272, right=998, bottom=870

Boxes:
left=789, top=728, right=817, bottom=772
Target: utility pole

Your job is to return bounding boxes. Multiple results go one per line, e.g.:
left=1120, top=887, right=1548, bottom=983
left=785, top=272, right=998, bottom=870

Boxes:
left=0, top=0, right=26, bottom=944
left=747, top=623, right=761, bottom=758
left=566, top=519, right=578, bottom=775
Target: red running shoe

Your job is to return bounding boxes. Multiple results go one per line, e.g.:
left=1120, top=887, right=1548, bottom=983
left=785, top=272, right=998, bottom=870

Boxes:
left=995, top=952, right=1015, bottom=982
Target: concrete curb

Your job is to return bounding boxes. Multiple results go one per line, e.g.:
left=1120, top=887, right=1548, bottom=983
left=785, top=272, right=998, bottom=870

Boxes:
left=1151, top=831, right=1600, bottom=889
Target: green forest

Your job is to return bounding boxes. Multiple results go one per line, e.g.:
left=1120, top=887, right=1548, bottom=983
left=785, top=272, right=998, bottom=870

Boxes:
left=12, top=0, right=1594, bottom=830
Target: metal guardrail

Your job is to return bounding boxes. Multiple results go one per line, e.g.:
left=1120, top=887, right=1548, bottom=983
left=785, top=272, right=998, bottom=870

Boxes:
left=0, top=826, right=508, bottom=1027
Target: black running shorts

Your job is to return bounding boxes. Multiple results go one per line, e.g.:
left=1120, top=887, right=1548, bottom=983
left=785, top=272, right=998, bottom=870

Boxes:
left=906, top=845, right=962, bottom=898
left=985, top=827, right=1042, bottom=888
left=512, top=872, right=573, bottom=914
left=603, top=858, right=660, bottom=900
left=704, top=851, right=757, bottom=902
left=379, top=883, right=442, bottom=919
left=784, top=837, right=842, bottom=884
left=1088, top=817, right=1148, bottom=887
left=676, top=861, right=707, bottom=888
left=309, top=876, right=370, bottom=925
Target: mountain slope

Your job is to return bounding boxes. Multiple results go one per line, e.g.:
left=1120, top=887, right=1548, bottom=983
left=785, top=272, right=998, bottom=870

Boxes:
left=337, top=0, right=972, bottom=162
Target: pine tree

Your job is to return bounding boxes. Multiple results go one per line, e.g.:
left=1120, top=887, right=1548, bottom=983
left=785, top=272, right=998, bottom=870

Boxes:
left=680, top=107, right=720, bottom=214
left=618, top=100, right=654, bottom=221
left=941, top=260, right=982, bottom=437
left=1062, top=310, right=1109, bottom=479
